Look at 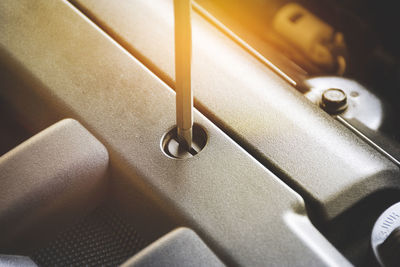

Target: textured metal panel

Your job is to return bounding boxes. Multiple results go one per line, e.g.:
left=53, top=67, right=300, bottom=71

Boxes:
left=68, top=0, right=400, bottom=221
left=121, top=228, right=224, bottom=267
left=32, top=206, right=146, bottom=267
left=0, top=119, right=109, bottom=251
left=0, top=0, right=349, bottom=265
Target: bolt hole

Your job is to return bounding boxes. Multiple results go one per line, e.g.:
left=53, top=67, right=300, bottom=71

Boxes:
left=350, top=91, right=359, bottom=97
left=161, top=124, right=208, bottom=159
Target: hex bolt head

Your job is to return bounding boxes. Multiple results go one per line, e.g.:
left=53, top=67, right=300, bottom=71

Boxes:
left=320, top=88, right=348, bottom=114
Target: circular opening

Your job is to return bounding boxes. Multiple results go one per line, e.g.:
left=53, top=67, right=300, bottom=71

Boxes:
left=350, top=91, right=359, bottom=98
left=161, top=124, right=208, bottom=159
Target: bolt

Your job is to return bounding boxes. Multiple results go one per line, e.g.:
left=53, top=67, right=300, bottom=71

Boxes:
left=320, top=88, right=348, bottom=114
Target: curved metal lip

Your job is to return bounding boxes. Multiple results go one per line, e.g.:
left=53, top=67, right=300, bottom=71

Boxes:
left=371, top=202, right=400, bottom=266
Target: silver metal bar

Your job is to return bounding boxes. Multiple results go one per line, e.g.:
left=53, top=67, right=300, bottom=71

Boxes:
left=336, top=116, right=400, bottom=167
left=174, top=0, right=193, bottom=150
left=192, top=2, right=297, bottom=86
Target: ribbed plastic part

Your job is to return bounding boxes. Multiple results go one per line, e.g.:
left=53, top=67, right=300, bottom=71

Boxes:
left=31, top=206, right=147, bottom=267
